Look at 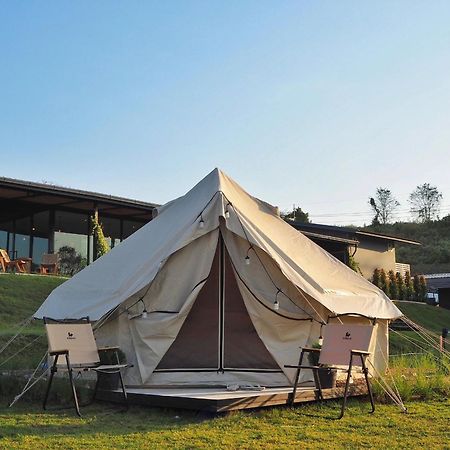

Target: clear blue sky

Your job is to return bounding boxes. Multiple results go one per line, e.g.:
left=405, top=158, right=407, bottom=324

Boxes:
left=2, top=1, right=450, bottom=225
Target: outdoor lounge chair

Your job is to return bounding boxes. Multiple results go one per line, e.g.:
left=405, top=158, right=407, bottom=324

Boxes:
left=285, top=323, right=375, bottom=419
left=43, top=317, right=130, bottom=417
left=0, top=249, right=27, bottom=273
left=39, top=253, right=59, bottom=275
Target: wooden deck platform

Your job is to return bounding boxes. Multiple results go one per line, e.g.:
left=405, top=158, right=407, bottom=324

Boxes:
left=97, top=382, right=368, bottom=413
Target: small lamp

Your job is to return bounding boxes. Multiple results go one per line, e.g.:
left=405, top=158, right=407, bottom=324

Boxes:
left=273, top=289, right=281, bottom=311
left=139, top=299, right=148, bottom=319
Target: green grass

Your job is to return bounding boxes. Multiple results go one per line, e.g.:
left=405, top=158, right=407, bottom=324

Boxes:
left=394, top=301, right=450, bottom=333
left=0, top=274, right=67, bottom=333
left=0, top=274, right=67, bottom=369
left=0, top=400, right=449, bottom=449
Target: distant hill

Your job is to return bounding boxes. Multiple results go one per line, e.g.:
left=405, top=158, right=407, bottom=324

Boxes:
left=363, top=216, right=450, bottom=275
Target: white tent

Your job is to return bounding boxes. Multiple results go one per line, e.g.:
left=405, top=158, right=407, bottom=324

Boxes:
left=35, top=169, right=402, bottom=387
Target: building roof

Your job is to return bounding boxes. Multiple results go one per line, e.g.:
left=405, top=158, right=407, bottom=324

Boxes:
left=288, top=221, right=421, bottom=246
left=0, top=176, right=158, bottom=222
left=423, top=273, right=450, bottom=290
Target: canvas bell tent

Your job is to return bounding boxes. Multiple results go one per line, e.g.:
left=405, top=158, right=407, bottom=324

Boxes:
left=35, top=169, right=402, bottom=388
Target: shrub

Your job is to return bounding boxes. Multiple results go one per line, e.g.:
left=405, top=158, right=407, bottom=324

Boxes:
left=388, top=270, right=398, bottom=299
left=405, top=271, right=415, bottom=301
left=91, top=214, right=110, bottom=260
left=396, top=272, right=406, bottom=300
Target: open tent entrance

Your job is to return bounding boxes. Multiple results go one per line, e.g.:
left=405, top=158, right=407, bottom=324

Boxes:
left=156, top=233, right=281, bottom=372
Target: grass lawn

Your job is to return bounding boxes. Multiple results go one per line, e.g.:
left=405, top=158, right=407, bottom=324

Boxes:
left=0, top=399, right=449, bottom=449
left=393, top=301, right=450, bottom=333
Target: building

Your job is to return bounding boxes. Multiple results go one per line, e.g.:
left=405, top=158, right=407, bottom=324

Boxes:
left=0, top=175, right=420, bottom=278
left=424, top=274, right=450, bottom=310
left=288, top=222, right=421, bottom=279
left=0, top=177, right=157, bottom=270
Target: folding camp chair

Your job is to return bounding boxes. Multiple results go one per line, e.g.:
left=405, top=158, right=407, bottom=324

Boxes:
left=285, top=323, right=375, bottom=419
left=43, top=317, right=130, bottom=417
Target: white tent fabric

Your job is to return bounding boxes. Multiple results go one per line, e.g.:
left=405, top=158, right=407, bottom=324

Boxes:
left=35, top=168, right=401, bottom=386
left=35, top=168, right=401, bottom=321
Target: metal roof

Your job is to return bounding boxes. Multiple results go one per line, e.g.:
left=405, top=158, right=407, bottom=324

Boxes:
left=288, top=221, right=421, bottom=246
left=0, top=176, right=159, bottom=222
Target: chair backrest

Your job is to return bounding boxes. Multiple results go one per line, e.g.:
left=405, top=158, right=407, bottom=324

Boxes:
left=318, top=324, right=374, bottom=367
left=42, top=253, right=59, bottom=265
left=0, top=249, right=10, bottom=263
left=45, top=319, right=100, bottom=366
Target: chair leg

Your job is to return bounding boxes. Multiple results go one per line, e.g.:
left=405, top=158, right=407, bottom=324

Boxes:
left=361, top=355, right=375, bottom=414
left=338, top=354, right=354, bottom=419
left=43, top=355, right=58, bottom=411
left=118, top=371, right=128, bottom=407
left=312, top=367, right=323, bottom=402
left=289, top=350, right=305, bottom=406
left=66, top=354, right=81, bottom=417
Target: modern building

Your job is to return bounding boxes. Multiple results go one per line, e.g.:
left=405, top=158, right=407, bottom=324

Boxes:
left=0, top=177, right=157, bottom=270
left=424, top=274, right=450, bottom=310
left=288, top=222, right=421, bottom=279
left=0, top=176, right=420, bottom=278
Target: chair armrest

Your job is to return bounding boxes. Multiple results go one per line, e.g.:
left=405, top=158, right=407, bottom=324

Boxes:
left=351, top=350, right=370, bottom=355
left=97, top=346, right=120, bottom=352
left=284, top=364, right=320, bottom=370
left=49, top=349, right=69, bottom=356
left=301, top=347, right=321, bottom=353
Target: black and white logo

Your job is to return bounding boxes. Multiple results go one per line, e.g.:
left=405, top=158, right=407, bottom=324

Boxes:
left=67, top=332, right=76, bottom=340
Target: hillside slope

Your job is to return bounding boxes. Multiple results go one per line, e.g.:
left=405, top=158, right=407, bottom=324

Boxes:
left=364, top=217, right=450, bottom=274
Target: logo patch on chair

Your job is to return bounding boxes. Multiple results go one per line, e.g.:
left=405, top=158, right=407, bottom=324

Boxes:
left=67, top=332, right=76, bottom=340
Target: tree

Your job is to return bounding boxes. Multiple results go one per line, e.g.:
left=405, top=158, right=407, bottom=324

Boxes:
left=413, top=274, right=421, bottom=301
left=419, top=276, right=428, bottom=302
left=91, top=214, right=110, bottom=259
left=379, top=269, right=389, bottom=296
left=409, top=183, right=442, bottom=222
left=388, top=270, right=398, bottom=299
left=58, top=246, right=86, bottom=276
left=368, top=188, right=400, bottom=225
left=372, top=268, right=381, bottom=288
left=283, top=206, right=310, bottom=223
left=404, top=271, right=415, bottom=301
left=395, top=272, right=405, bottom=300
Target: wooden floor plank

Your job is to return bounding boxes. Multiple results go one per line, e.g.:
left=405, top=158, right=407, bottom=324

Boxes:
left=96, top=383, right=368, bottom=413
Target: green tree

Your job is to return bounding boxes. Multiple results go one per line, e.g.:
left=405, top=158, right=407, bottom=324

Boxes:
left=388, top=270, right=398, bottom=299
left=404, top=271, right=415, bottom=301
left=413, top=274, right=421, bottom=301
left=409, top=183, right=442, bottom=222
left=379, top=269, right=389, bottom=296
left=283, top=206, right=310, bottom=223
left=395, top=272, right=405, bottom=300
left=369, top=188, right=400, bottom=225
left=372, top=268, right=381, bottom=288
left=419, top=276, right=428, bottom=302
left=91, top=214, right=110, bottom=259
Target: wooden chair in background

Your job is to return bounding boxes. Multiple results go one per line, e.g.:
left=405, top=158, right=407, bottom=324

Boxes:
left=0, top=249, right=27, bottom=273
left=40, top=253, right=59, bottom=275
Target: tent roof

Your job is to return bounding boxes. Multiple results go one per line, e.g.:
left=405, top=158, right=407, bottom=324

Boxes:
left=35, top=169, right=402, bottom=321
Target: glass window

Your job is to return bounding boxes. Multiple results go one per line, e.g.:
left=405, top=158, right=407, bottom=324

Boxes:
left=122, top=220, right=144, bottom=239
left=55, top=211, right=90, bottom=235
left=101, top=216, right=120, bottom=241
left=15, top=217, right=31, bottom=259
left=32, top=211, right=49, bottom=239
left=32, top=237, right=48, bottom=266
left=55, top=232, right=88, bottom=260
left=0, top=230, right=8, bottom=250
